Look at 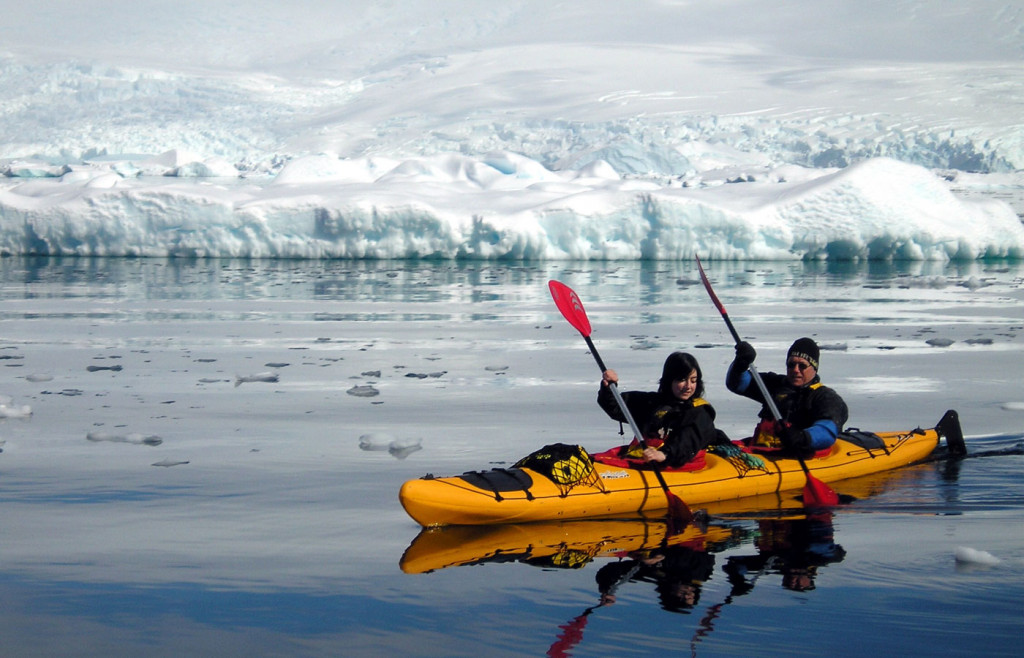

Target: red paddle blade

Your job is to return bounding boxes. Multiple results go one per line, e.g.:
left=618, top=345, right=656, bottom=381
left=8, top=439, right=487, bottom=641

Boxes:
left=665, top=492, right=694, bottom=532
left=549, top=280, right=591, bottom=336
left=803, top=474, right=840, bottom=507
left=695, top=255, right=728, bottom=316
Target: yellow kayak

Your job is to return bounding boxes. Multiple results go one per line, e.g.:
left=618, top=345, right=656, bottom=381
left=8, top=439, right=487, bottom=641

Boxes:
left=399, top=410, right=964, bottom=527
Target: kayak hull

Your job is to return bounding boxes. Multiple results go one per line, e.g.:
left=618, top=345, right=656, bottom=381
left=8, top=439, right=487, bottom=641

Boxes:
left=399, top=410, right=963, bottom=527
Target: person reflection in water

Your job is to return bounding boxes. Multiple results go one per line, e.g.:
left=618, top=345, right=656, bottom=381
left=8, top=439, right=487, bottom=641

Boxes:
left=595, top=543, right=716, bottom=613
left=549, top=542, right=716, bottom=657
left=723, top=511, right=846, bottom=594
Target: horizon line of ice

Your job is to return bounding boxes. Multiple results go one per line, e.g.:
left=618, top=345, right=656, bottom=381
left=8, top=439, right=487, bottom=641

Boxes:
left=1, top=155, right=1022, bottom=261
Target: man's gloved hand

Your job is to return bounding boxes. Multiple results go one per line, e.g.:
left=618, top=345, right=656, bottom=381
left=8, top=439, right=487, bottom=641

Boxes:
left=779, top=423, right=813, bottom=453
left=734, top=341, right=757, bottom=371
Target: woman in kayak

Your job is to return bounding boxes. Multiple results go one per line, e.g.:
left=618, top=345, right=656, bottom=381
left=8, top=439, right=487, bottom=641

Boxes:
left=598, top=351, right=724, bottom=467
left=726, top=337, right=848, bottom=453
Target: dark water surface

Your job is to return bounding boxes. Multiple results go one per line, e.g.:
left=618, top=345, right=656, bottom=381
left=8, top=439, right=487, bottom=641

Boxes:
left=1, top=257, right=1022, bottom=657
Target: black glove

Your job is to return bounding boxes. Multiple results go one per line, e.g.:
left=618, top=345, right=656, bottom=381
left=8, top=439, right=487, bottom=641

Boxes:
left=734, top=341, right=756, bottom=371
left=779, top=424, right=812, bottom=453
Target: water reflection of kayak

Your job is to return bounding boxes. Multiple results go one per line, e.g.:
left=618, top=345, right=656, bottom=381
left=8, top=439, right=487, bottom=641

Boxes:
left=400, top=517, right=745, bottom=575
left=399, top=410, right=965, bottom=527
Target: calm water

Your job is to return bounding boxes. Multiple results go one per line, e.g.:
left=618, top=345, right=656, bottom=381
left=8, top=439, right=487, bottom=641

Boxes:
left=1, top=257, right=1022, bottom=657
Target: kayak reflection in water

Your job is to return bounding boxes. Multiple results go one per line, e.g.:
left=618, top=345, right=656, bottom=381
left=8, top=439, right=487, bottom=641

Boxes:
left=723, top=511, right=846, bottom=594
left=595, top=543, right=717, bottom=613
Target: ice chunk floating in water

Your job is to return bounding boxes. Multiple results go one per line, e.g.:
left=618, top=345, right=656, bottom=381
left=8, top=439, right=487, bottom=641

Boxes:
left=152, top=459, right=190, bottom=468
left=234, top=372, right=279, bottom=387
left=0, top=404, right=33, bottom=419
left=0, top=396, right=32, bottom=418
left=359, top=433, right=422, bottom=459
left=348, top=385, right=380, bottom=398
left=954, top=546, right=1001, bottom=566
left=358, top=433, right=394, bottom=451
left=86, top=432, right=163, bottom=446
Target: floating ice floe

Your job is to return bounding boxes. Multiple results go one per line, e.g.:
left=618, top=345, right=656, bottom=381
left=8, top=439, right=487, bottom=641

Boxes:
left=0, top=403, right=33, bottom=419
left=359, top=433, right=422, bottom=459
left=234, top=372, right=279, bottom=387
left=959, top=276, right=989, bottom=291
left=152, top=459, right=190, bottom=467
left=358, top=433, right=394, bottom=451
left=347, top=384, right=380, bottom=397
left=86, top=432, right=163, bottom=446
left=0, top=395, right=32, bottom=418
left=954, top=546, right=1001, bottom=566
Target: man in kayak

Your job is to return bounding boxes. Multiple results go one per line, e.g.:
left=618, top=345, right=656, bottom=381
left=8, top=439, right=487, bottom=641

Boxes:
left=598, top=352, right=724, bottom=467
left=726, top=337, right=848, bottom=454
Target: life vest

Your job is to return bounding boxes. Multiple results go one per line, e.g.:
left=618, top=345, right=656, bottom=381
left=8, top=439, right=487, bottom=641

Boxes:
left=595, top=397, right=712, bottom=469
left=752, top=418, right=785, bottom=448
left=640, top=396, right=710, bottom=445
left=751, top=384, right=822, bottom=448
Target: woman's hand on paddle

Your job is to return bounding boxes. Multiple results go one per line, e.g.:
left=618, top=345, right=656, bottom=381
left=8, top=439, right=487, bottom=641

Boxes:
left=643, top=447, right=666, bottom=463
left=601, top=369, right=619, bottom=386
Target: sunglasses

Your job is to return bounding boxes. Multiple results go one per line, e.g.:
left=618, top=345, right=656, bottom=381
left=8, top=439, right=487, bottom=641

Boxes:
left=787, top=360, right=813, bottom=371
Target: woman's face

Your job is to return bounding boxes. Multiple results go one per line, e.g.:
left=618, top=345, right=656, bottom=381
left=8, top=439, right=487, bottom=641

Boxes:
left=672, top=369, right=698, bottom=400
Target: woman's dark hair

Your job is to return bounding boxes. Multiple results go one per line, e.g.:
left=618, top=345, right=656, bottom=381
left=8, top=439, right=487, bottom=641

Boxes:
left=658, top=352, right=704, bottom=398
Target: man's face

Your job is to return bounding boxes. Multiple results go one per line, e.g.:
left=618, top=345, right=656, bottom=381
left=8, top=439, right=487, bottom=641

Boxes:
left=786, top=357, right=815, bottom=387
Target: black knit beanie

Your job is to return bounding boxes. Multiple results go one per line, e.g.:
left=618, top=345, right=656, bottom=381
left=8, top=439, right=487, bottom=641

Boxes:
left=787, top=337, right=819, bottom=370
